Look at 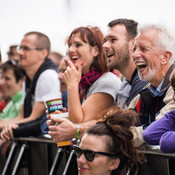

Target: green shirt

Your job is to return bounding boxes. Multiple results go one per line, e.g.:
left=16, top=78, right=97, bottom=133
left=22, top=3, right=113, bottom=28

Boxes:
left=0, top=91, right=23, bottom=120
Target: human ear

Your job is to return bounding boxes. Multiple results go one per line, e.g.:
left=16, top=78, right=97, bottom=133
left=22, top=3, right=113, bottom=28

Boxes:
left=92, top=45, right=99, bottom=57
left=129, top=37, right=136, bottom=52
left=160, top=51, right=172, bottom=65
left=40, top=49, right=48, bottom=60
left=109, top=158, right=120, bottom=171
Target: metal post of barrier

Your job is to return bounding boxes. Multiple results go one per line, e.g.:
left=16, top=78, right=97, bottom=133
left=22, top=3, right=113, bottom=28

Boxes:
left=11, top=142, right=27, bottom=175
left=62, top=150, right=75, bottom=175
left=2, top=141, right=17, bottom=175
left=49, top=147, right=62, bottom=175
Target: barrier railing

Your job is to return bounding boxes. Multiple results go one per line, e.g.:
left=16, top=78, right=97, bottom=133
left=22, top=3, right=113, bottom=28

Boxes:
left=139, top=145, right=175, bottom=175
left=0, top=137, right=77, bottom=175
left=1, top=137, right=175, bottom=175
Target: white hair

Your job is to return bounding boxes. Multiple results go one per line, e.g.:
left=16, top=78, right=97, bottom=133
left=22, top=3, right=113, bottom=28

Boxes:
left=138, top=24, right=175, bottom=64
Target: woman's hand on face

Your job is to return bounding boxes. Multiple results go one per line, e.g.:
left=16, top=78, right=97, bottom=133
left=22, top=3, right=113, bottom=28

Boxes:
left=63, top=60, right=83, bottom=88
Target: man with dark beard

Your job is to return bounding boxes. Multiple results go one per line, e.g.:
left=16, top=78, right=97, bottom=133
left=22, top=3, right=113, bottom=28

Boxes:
left=103, top=18, right=147, bottom=109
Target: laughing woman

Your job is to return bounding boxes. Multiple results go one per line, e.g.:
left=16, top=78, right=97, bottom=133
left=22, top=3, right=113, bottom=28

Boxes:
left=63, top=26, right=121, bottom=123
left=74, top=106, right=144, bottom=175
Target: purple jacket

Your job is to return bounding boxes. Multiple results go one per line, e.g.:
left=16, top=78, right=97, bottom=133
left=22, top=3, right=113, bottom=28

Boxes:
left=143, top=109, right=175, bottom=153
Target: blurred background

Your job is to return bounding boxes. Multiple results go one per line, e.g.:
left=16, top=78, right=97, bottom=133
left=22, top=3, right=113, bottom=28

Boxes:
left=0, top=0, right=175, bottom=61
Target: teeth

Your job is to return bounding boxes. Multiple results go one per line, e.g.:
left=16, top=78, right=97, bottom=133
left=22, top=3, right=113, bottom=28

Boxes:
left=72, top=58, right=78, bottom=60
left=107, top=53, right=114, bottom=57
left=71, top=57, right=78, bottom=60
left=134, top=60, right=146, bottom=66
left=136, top=62, right=146, bottom=66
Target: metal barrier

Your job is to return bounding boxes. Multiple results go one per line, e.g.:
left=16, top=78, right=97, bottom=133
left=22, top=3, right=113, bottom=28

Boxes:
left=139, top=146, right=175, bottom=175
left=0, top=137, right=77, bottom=175
left=1, top=138, right=175, bottom=175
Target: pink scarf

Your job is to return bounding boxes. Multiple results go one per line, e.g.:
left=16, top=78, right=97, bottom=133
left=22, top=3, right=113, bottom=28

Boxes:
left=79, top=69, right=101, bottom=102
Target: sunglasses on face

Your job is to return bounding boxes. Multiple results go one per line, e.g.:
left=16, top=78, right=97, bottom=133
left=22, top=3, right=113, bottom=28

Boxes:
left=17, top=45, right=43, bottom=52
left=74, top=145, right=115, bottom=162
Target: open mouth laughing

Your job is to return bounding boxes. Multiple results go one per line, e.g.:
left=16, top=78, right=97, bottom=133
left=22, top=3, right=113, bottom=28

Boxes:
left=70, top=55, right=79, bottom=63
left=106, top=53, right=114, bottom=59
left=134, top=60, right=147, bottom=71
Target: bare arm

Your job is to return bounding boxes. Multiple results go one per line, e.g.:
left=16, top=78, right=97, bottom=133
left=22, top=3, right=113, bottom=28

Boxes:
left=63, top=60, right=83, bottom=123
left=0, top=102, right=46, bottom=140
left=15, top=102, right=46, bottom=124
left=47, top=116, right=97, bottom=142
left=4, top=102, right=46, bottom=124
left=64, top=60, right=114, bottom=123
left=82, top=93, right=113, bottom=122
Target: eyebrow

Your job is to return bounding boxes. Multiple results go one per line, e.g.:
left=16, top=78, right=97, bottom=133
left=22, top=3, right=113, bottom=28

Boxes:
left=105, top=34, right=118, bottom=40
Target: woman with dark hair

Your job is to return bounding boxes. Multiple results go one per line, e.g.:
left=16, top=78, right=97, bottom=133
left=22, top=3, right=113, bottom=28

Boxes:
left=74, top=106, right=143, bottom=175
left=0, top=60, right=25, bottom=131
left=63, top=26, right=121, bottom=123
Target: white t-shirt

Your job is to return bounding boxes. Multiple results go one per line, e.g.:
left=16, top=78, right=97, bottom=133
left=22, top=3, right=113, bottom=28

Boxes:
left=22, top=69, right=60, bottom=106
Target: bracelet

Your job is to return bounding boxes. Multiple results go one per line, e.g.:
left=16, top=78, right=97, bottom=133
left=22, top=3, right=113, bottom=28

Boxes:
left=76, top=125, right=81, bottom=140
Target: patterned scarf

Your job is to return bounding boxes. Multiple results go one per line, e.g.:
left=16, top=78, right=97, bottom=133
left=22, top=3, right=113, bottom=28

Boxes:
left=79, top=69, right=101, bottom=102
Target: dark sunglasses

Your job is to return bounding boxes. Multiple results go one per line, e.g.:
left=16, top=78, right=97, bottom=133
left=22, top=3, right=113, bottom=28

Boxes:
left=17, top=45, right=43, bottom=52
left=74, top=145, right=115, bottom=162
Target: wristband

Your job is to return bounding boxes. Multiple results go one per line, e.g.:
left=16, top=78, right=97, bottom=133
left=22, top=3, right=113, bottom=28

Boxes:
left=76, top=125, right=81, bottom=140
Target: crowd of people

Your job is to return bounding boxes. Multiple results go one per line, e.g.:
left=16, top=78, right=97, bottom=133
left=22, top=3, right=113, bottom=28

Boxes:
left=0, top=18, right=175, bottom=174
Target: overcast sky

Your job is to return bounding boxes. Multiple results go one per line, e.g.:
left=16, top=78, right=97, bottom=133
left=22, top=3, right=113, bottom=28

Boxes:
left=0, top=0, right=175, bottom=61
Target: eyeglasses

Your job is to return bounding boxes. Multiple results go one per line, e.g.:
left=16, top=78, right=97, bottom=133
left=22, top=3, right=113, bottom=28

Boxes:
left=74, top=145, right=115, bottom=162
left=17, top=45, right=44, bottom=52
left=7, top=52, right=16, bottom=56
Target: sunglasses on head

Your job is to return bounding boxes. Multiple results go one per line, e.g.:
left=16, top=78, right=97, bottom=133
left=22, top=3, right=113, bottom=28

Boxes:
left=74, top=145, right=115, bottom=162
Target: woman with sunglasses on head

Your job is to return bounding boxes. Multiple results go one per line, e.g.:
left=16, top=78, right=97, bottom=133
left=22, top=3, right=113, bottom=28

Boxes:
left=63, top=26, right=121, bottom=123
left=74, top=106, right=144, bottom=175
left=48, top=26, right=120, bottom=150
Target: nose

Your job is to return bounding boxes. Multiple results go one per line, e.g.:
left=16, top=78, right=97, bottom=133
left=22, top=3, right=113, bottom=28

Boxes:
left=77, top=153, right=87, bottom=164
left=17, top=49, right=23, bottom=56
left=102, top=41, right=110, bottom=50
left=0, top=78, right=5, bottom=86
left=0, top=79, right=6, bottom=92
left=132, top=48, right=142, bottom=61
left=68, top=45, right=76, bottom=53
left=17, top=46, right=25, bottom=56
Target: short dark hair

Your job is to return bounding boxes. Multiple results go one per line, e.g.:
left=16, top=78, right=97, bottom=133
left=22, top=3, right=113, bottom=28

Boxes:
left=49, top=52, right=63, bottom=60
left=0, top=60, right=26, bottom=82
left=108, top=18, right=138, bottom=41
left=7, top=45, right=18, bottom=56
left=24, top=31, right=51, bottom=57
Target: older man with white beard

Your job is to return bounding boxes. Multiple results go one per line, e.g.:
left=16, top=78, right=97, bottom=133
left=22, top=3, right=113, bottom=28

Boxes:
left=129, top=24, right=175, bottom=146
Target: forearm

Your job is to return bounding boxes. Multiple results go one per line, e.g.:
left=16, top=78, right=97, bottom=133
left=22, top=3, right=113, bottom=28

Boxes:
left=78, top=120, right=97, bottom=138
left=67, top=85, right=84, bottom=123
left=0, top=119, right=14, bottom=130
left=48, top=117, right=97, bottom=142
